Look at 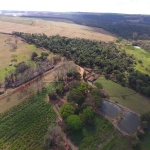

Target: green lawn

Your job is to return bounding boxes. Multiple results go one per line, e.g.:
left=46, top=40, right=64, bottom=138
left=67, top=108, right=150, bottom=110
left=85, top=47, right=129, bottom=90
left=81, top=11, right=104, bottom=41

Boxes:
left=95, top=77, right=150, bottom=114
left=141, top=131, right=150, bottom=150
left=124, top=45, right=150, bottom=75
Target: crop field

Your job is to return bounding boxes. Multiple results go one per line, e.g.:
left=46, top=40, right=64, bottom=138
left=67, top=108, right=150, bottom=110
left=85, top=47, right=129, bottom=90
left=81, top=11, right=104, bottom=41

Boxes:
left=0, top=33, right=51, bottom=82
left=0, top=87, right=57, bottom=150
left=0, top=79, right=46, bottom=114
left=123, top=45, right=150, bottom=75
left=95, top=77, right=150, bottom=114
left=0, top=16, right=116, bottom=42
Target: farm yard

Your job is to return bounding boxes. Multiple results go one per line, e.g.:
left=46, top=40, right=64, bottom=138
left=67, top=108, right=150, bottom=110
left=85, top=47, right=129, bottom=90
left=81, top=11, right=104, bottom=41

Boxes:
left=0, top=87, right=57, bottom=150
left=0, top=16, right=149, bottom=150
left=0, top=16, right=116, bottom=42
left=95, top=77, right=150, bottom=115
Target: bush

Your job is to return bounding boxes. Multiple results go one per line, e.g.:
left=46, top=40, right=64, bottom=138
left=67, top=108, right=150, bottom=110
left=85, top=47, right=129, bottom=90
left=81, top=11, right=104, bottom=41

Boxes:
left=94, top=82, right=103, bottom=89
left=49, top=89, right=58, bottom=100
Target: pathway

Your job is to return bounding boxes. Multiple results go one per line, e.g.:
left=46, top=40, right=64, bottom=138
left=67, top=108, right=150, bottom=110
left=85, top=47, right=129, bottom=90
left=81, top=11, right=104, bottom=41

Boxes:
left=50, top=101, right=78, bottom=150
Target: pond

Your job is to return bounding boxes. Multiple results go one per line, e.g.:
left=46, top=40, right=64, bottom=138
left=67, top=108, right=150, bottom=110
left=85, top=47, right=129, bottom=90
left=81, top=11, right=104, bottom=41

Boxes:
left=118, top=111, right=140, bottom=134
left=101, top=100, right=121, bottom=117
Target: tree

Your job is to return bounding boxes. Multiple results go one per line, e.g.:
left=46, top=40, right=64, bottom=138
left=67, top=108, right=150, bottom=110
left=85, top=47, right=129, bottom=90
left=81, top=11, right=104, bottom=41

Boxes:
left=7, top=38, right=11, bottom=44
left=31, top=52, right=38, bottom=61
left=60, top=103, right=75, bottom=118
left=130, top=135, right=140, bottom=148
left=77, top=82, right=88, bottom=94
left=43, top=125, right=65, bottom=150
left=90, top=95, right=103, bottom=110
left=15, top=38, right=18, bottom=48
left=94, top=82, right=103, bottom=89
left=41, top=52, right=49, bottom=61
left=56, top=83, right=64, bottom=97
left=83, top=108, right=94, bottom=124
left=49, top=89, right=58, bottom=100
left=65, top=115, right=82, bottom=131
left=67, top=89, right=85, bottom=105
left=141, top=111, right=150, bottom=130
left=133, top=32, right=138, bottom=40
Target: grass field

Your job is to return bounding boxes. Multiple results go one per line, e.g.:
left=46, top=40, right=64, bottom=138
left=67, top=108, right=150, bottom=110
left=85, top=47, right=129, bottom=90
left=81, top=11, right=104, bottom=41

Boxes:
left=123, top=45, right=150, bottom=75
left=0, top=87, right=57, bottom=150
left=95, top=77, right=150, bottom=114
left=0, top=16, right=34, bottom=25
left=0, top=16, right=116, bottom=42
left=0, top=33, right=51, bottom=82
left=141, top=131, right=150, bottom=150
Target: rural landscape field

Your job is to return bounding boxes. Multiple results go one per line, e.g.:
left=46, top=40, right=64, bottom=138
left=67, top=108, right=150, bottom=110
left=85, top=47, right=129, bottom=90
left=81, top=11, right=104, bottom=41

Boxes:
left=0, top=16, right=116, bottom=42
left=0, top=11, right=150, bottom=150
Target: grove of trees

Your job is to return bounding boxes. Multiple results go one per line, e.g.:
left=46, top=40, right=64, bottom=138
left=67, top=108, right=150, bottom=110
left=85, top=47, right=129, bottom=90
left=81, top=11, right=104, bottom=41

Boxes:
left=13, top=32, right=150, bottom=96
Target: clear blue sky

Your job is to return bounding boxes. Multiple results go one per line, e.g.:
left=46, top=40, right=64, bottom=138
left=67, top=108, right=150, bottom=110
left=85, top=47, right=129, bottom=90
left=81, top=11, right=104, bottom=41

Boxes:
left=0, top=0, right=150, bottom=14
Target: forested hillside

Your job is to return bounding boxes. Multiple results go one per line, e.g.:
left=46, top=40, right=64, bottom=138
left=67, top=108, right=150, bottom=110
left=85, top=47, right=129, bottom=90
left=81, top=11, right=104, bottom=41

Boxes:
left=13, top=32, right=150, bottom=96
left=71, top=14, right=150, bottom=39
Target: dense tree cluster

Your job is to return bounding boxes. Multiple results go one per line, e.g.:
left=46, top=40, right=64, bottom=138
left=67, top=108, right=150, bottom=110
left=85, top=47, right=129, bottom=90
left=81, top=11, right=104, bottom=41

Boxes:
left=129, top=71, right=150, bottom=96
left=70, top=14, right=150, bottom=39
left=13, top=32, right=150, bottom=96
left=59, top=80, right=103, bottom=131
left=141, top=111, right=150, bottom=130
left=5, top=59, right=54, bottom=88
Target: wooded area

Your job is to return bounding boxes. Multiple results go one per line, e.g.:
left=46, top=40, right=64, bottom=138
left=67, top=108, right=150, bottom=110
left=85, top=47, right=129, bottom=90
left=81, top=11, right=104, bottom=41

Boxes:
left=13, top=32, right=150, bottom=96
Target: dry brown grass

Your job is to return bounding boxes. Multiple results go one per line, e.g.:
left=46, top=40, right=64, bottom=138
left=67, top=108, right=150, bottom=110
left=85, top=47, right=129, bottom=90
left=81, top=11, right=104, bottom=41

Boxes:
left=0, top=17, right=116, bottom=42
left=0, top=33, right=52, bottom=82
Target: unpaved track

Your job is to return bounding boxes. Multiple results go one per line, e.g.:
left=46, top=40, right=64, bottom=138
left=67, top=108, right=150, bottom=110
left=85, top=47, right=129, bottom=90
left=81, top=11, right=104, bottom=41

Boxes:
left=0, top=62, right=64, bottom=113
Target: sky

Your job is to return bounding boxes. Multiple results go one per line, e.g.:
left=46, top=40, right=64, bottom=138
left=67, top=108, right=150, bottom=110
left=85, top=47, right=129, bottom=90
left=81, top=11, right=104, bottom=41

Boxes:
left=0, top=0, right=150, bottom=14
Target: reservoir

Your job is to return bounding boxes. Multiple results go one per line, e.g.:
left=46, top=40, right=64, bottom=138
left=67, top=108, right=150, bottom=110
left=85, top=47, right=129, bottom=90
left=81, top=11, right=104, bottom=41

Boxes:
left=101, top=100, right=121, bottom=117
left=118, top=111, right=140, bottom=134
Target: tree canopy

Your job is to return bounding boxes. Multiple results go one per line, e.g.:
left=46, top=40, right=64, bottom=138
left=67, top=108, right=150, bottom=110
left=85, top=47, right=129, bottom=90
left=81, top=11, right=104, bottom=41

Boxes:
left=67, top=89, right=85, bottom=105
left=13, top=32, right=150, bottom=96
left=65, top=115, right=82, bottom=131
left=83, top=108, right=94, bottom=124
left=60, top=103, right=75, bottom=118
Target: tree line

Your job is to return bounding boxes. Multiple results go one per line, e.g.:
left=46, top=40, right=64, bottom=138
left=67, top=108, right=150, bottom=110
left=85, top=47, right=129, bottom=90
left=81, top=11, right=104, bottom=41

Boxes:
left=13, top=32, right=150, bottom=96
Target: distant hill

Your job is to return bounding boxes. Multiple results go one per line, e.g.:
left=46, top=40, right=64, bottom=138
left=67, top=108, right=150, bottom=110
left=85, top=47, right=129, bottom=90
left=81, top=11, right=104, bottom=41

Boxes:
left=1, top=10, right=150, bottom=39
